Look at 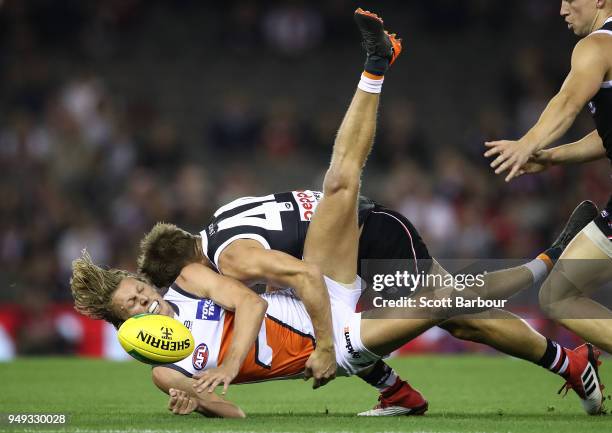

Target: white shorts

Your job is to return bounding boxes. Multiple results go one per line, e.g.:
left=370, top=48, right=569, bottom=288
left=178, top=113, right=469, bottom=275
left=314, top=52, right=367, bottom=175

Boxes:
left=324, top=276, right=381, bottom=376
left=261, top=276, right=380, bottom=377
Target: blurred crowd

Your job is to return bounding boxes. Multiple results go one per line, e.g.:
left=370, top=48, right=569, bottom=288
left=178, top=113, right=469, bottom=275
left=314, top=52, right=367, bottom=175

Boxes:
left=1, top=1, right=610, bottom=354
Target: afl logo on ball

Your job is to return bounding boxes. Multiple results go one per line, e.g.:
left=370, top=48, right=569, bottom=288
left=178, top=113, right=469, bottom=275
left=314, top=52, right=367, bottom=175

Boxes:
left=192, top=343, right=209, bottom=370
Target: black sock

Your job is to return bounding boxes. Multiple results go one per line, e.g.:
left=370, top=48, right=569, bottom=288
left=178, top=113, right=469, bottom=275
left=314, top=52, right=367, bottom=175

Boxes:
left=359, top=360, right=398, bottom=392
left=543, top=245, right=563, bottom=262
left=364, top=55, right=389, bottom=76
left=538, top=338, right=570, bottom=378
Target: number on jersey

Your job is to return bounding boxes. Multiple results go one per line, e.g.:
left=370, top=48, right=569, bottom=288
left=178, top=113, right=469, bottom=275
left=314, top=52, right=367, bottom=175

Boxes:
left=215, top=196, right=293, bottom=232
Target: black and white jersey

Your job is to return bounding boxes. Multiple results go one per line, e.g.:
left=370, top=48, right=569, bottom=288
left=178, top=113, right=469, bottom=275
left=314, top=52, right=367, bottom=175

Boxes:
left=589, top=17, right=612, bottom=162
left=201, top=190, right=376, bottom=270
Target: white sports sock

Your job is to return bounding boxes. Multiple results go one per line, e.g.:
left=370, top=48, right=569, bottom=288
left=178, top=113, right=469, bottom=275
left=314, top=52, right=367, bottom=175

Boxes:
left=524, top=258, right=549, bottom=287
left=358, top=72, right=384, bottom=94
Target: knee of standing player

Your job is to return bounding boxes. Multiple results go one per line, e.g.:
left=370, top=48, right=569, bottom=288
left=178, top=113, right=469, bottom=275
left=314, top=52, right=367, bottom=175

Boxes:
left=538, top=275, right=576, bottom=318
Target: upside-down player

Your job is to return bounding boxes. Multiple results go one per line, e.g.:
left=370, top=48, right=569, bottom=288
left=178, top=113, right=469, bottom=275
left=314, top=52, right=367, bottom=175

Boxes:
left=71, top=8, right=603, bottom=417
left=137, top=18, right=603, bottom=420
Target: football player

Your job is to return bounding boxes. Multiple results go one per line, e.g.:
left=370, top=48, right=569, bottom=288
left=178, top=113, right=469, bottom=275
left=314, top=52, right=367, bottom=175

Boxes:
left=485, top=0, right=612, bottom=408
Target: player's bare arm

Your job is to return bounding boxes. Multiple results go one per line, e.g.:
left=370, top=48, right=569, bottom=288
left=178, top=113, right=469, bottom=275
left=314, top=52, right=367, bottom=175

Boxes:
left=218, top=239, right=336, bottom=389
left=485, top=35, right=609, bottom=181
left=152, top=366, right=245, bottom=418
left=518, top=130, right=606, bottom=176
left=176, top=262, right=268, bottom=394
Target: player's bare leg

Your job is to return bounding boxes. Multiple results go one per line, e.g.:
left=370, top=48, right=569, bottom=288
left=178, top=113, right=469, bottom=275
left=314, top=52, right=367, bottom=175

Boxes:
left=540, top=232, right=612, bottom=352
left=360, top=258, right=539, bottom=352
left=302, top=89, right=379, bottom=283
left=440, top=310, right=547, bottom=362
left=299, top=8, right=430, bottom=417
left=303, top=8, right=402, bottom=284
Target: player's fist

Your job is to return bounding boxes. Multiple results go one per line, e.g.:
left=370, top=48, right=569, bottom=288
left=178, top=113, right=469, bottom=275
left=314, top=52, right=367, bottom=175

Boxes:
left=168, top=388, right=198, bottom=415
left=304, top=346, right=336, bottom=389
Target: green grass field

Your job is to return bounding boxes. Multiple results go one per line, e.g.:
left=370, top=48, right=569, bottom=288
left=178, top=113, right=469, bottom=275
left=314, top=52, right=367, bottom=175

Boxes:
left=1, top=355, right=611, bottom=433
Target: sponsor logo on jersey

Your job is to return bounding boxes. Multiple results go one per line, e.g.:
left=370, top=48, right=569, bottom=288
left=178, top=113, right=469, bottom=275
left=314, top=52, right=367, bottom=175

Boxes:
left=183, top=320, right=193, bottom=330
left=208, top=222, right=217, bottom=236
left=136, top=330, right=191, bottom=351
left=292, top=190, right=323, bottom=221
left=196, top=299, right=221, bottom=321
left=588, top=101, right=597, bottom=115
left=343, top=326, right=361, bottom=359
left=192, top=343, right=209, bottom=370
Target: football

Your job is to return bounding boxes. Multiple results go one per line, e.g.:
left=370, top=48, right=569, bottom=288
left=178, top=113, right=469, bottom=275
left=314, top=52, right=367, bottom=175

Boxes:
left=117, top=314, right=194, bottom=364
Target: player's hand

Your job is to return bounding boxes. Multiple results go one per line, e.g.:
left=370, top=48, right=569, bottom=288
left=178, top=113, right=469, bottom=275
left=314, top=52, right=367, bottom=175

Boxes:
left=192, top=364, right=239, bottom=395
left=168, top=388, right=198, bottom=415
left=304, top=346, right=336, bottom=389
left=514, top=150, right=553, bottom=178
left=484, top=139, right=534, bottom=182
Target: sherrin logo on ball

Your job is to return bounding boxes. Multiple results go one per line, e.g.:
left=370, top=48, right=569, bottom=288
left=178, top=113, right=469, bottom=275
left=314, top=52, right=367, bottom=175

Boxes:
left=118, top=313, right=194, bottom=364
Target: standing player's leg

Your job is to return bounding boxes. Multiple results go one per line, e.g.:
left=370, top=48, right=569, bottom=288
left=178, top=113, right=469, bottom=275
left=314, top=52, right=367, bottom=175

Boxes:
left=536, top=214, right=611, bottom=415
left=539, top=231, right=612, bottom=353
left=303, top=9, right=401, bottom=284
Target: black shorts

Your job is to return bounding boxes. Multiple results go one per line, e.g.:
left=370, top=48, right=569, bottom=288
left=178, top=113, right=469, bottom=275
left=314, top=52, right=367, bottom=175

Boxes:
left=357, top=204, right=432, bottom=274
left=594, top=195, right=612, bottom=239
left=356, top=205, right=432, bottom=311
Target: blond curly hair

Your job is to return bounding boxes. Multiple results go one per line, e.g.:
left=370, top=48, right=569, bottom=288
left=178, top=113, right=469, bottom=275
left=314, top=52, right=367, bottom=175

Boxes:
left=70, top=250, right=144, bottom=328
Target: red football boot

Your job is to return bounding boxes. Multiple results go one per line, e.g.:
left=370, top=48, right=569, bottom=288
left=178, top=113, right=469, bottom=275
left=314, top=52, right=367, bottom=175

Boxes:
left=358, top=378, right=428, bottom=416
left=559, top=343, right=605, bottom=415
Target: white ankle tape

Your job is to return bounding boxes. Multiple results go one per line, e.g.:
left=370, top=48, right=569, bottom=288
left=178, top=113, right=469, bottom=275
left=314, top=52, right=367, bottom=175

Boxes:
left=358, top=73, right=384, bottom=94
left=525, top=258, right=549, bottom=287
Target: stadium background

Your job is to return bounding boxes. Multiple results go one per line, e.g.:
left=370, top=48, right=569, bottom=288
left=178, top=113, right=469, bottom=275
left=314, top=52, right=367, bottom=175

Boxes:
left=0, top=0, right=610, bottom=360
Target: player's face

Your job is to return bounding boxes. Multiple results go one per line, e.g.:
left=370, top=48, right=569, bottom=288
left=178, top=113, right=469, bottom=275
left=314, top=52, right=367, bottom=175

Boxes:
left=561, top=0, right=599, bottom=36
left=111, top=277, right=174, bottom=320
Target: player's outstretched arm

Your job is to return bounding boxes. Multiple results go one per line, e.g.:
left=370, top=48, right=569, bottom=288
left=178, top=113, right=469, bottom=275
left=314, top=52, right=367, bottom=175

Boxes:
left=517, top=130, right=606, bottom=176
left=485, top=36, right=608, bottom=181
left=152, top=366, right=246, bottom=418
left=219, top=241, right=336, bottom=389
left=176, top=263, right=268, bottom=393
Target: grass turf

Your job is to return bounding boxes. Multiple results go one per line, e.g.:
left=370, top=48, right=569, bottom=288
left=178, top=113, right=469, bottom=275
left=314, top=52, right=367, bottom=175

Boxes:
left=1, top=355, right=611, bottom=433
